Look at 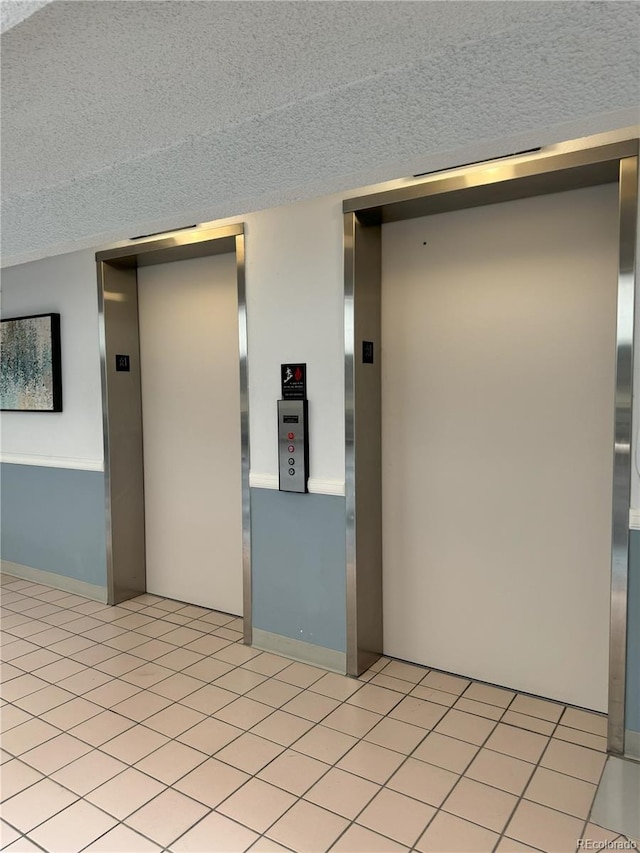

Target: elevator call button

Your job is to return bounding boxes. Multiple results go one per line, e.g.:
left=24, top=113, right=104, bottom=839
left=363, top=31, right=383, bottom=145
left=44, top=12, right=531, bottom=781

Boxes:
left=288, top=445, right=295, bottom=453
left=288, top=432, right=295, bottom=440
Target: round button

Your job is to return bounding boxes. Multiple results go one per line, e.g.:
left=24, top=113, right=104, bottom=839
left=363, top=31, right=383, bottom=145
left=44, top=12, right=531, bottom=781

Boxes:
left=288, top=468, right=295, bottom=476
left=288, top=444, right=295, bottom=453
left=287, top=432, right=295, bottom=440
left=288, top=458, right=295, bottom=465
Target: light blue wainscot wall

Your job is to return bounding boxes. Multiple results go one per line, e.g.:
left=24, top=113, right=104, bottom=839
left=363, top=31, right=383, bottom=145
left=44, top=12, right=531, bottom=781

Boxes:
left=0, top=463, right=107, bottom=600
left=626, top=530, right=640, bottom=757
left=250, top=487, right=347, bottom=672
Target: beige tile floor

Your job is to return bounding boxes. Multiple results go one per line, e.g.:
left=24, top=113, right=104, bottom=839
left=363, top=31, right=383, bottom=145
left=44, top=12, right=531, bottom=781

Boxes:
left=0, top=574, right=635, bottom=853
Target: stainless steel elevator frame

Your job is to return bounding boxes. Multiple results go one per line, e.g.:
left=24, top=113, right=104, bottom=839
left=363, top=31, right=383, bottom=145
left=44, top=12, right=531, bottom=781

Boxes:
left=96, top=223, right=252, bottom=643
left=344, top=135, right=639, bottom=755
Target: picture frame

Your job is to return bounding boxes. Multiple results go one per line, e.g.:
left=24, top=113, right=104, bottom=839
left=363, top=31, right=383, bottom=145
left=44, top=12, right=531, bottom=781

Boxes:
left=0, top=312, right=62, bottom=412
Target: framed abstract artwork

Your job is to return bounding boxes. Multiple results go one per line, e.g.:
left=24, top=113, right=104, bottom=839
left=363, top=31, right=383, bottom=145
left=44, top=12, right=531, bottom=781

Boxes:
left=0, top=313, right=62, bottom=412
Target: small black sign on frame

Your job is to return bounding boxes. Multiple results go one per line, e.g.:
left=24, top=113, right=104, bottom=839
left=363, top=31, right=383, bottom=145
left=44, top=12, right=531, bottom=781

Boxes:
left=281, top=363, right=307, bottom=400
left=362, top=341, right=374, bottom=364
left=115, top=354, right=130, bottom=372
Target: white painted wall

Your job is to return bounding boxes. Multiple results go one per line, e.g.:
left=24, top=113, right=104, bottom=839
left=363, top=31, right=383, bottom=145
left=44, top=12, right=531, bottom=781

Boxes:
left=0, top=249, right=103, bottom=469
left=243, top=194, right=345, bottom=489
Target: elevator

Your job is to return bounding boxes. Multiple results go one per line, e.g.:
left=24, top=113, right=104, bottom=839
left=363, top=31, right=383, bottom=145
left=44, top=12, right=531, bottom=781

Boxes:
left=344, top=137, right=639, bottom=755
left=96, top=224, right=251, bottom=636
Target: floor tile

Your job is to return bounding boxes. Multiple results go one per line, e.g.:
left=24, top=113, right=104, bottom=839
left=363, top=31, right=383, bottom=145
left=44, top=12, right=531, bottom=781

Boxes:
left=178, top=716, right=243, bottom=754
left=94, top=651, right=146, bottom=676
left=305, top=765, right=379, bottom=818
left=411, top=684, right=463, bottom=707
left=443, top=776, right=517, bottom=832
left=257, top=748, right=329, bottom=796
left=501, top=709, right=556, bottom=736
left=215, top=696, right=274, bottom=728
left=20, top=732, right=91, bottom=774
left=27, top=799, right=117, bottom=853
left=86, top=766, right=165, bottom=819
left=56, top=668, right=113, bottom=695
left=421, top=671, right=470, bottom=695
left=337, top=739, right=405, bottom=784
left=369, top=672, right=416, bottom=694
left=293, top=724, right=358, bottom=764
left=128, top=639, right=177, bottom=661
left=465, top=747, right=535, bottom=795
left=4, top=835, right=46, bottom=850
left=42, top=696, right=104, bottom=731
left=281, top=690, right=340, bottom=722
left=150, top=672, right=204, bottom=701
left=415, top=810, right=499, bottom=852
left=509, top=693, right=564, bottom=722
left=347, top=683, right=403, bottom=715
left=1, top=777, right=78, bottom=832
left=525, top=765, right=597, bottom=818
left=180, top=683, right=238, bottom=714
left=125, top=787, right=209, bottom=847
left=182, top=656, right=234, bottom=682
left=123, top=662, right=183, bottom=688
left=0, top=705, right=32, bottom=731
left=0, top=758, right=44, bottom=800
left=266, top=799, right=348, bottom=852
left=51, top=750, right=127, bottom=794
left=308, top=671, right=362, bottom=701
left=244, top=677, right=301, bottom=708
left=322, top=702, right=382, bottom=737
left=101, top=724, right=169, bottom=763
left=143, top=702, right=206, bottom=737
left=561, top=707, right=607, bottom=736
left=463, top=681, right=515, bottom=708
left=81, top=823, right=163, bottom=851
left=381, top=659, right=427, bottom=684
left=389, top=695, right=448, bottom=729
left=505, top=799, right=585, bottom=851
left=1, top=674, right=49, bottom=702
left=216, top=732, right=284, bottom=773
left=135, top=740, right=206, bottom=784
left=112, top=689, right=173, bottom=721
left=495, top=838, right=540, bottom=852
left=159, top=627, right=205, bottom=647
left=364, top=716, right=427, bottom=754
left=84, top=678, right=142, bottom=708
left=154, top=648, right=205, bottom=672
left=2, top=718, right=59, bottom=755
left=171, top=810, right=258, bottom=852
left=332, top=824, right=409, bottom=852
left=454, top=696, right=504, bottom=721
left=484, top=723, right=549, bottom=763
left=69, top=709, right=135, bottom=746
left=174, top=757, right=250, bottom=808
left=540, top=738, right=607, bottom=783
left=434, top=709, right=497, bottom=746
left=387, top=757, right=458, bottom=806
left=413, top=731, right=479, bottom=774
left=553, top=725, right=607, bottom=752
left=11, top=648, right=61, bottom=672
left=14, top=684, right=76, bottom=715
left=0, top=819, right=21, bottom=847
left=218, top=777, right=296, bottom=833
left=275, top=661, right=325, bottom=688
left=213, top=668, right=268, bottom=695
left=250, top=709, right=314, bottom=746
left=32, top=658, right=86, bottom=683
left=70, top=644, right=118, bottom=666
left=358, top=786, right=436, bottom=846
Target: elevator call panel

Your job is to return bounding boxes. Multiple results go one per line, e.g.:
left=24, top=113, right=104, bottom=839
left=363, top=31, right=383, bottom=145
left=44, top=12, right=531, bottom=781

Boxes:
left=278, top=399, right=309, bottom=493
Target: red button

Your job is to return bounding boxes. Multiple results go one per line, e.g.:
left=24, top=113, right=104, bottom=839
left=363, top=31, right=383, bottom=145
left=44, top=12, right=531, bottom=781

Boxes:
left=287, top=432, right=295, bottom=440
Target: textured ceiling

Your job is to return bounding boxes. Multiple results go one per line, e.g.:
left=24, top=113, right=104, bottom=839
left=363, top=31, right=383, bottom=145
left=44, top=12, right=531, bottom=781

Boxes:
left=2, top=0, right=639, bottom=266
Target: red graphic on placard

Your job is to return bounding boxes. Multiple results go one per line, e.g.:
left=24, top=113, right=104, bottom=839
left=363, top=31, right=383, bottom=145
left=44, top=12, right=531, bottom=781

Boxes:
left=294, top=367, right=303, bottom=382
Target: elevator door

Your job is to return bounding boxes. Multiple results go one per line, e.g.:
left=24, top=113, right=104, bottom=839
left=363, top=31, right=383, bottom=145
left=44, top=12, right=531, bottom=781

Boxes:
left=137, top=253, right=242, bottom=615
left=381, top=185, right=619, bottom=711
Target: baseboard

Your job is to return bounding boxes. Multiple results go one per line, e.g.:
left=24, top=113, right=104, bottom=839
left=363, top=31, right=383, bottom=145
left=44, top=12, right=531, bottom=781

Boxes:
left=0, top=560, right=108, bottom=603
left=252, top=628, right=346, bottom=674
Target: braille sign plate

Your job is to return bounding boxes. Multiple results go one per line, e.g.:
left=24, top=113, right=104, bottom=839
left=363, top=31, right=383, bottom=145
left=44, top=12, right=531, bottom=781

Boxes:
left=115, top=354, right=130, bottom=372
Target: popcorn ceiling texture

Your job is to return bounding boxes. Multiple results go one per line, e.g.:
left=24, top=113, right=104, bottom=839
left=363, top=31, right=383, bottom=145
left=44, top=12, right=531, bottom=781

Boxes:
left=1, top=0, right=639, bottom=265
